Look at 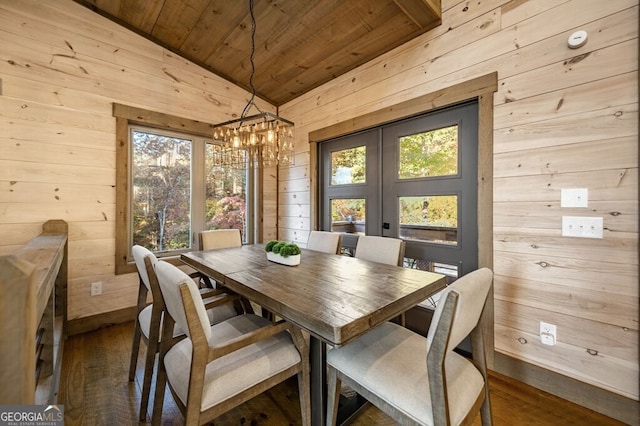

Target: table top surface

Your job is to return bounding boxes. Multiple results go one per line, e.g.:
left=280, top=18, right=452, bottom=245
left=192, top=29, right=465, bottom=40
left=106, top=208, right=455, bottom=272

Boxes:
left=181, top=245, right=446, bottom=346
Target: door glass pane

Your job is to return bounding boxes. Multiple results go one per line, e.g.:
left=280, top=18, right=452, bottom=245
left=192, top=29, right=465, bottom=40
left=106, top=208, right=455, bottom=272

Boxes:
left=205, top=143, right=248, bottom=241
left=331, top=198, right=365, bottom=234
left=399, top=195, right=457, bottom=245
left=132, top=130, right=192, bottom=252
left=398, top=125, right=458, bottom=179
left=331, top=146, right=366, bottom=185
left=405, top=258, right=458, bottom=307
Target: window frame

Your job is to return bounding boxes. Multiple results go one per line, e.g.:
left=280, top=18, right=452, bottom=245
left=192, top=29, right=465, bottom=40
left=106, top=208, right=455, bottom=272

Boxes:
left=114, top=104, right=254, bottom=275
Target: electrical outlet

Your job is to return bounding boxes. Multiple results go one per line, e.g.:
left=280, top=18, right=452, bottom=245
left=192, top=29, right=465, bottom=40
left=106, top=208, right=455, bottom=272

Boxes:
left=540, top=321, right=556, bottom=346
left=90, top=281, right=102, bottom=296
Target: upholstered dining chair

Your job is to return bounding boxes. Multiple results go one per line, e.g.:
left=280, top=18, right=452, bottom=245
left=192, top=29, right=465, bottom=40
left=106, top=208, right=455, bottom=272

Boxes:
left=354, top=235, right=405, bottom=266
left=198, top=228, right=242, bottom=250
left=129, top=245, right=241, bottom=421
left=326, top=267, right=494, bottom=426
left=196, top=229, right=243, bottom=288
left=354, top=235, right=406, bottom=324
left=307, top=230, right=343, bottom=254
left=152, top=260, right=311, bottom=425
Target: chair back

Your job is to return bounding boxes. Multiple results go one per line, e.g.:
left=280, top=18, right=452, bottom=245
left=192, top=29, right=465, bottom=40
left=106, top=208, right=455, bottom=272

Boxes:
left=199, top=229, right=242, bottom=250
left=132, top=245, right=158, bottom=292
left=155, top=261, right=212, bottom=342
left=307, top=231, right=342, bottom=254
left=426, top=267, right=493, bottom=353
left=354, top=235, right=405, bottom=266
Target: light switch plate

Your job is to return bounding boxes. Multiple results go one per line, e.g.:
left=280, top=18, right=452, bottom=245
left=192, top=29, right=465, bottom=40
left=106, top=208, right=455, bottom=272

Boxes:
left=561, top=188, right=588, bottom=208
left=562, top=216, right=603, bottom=238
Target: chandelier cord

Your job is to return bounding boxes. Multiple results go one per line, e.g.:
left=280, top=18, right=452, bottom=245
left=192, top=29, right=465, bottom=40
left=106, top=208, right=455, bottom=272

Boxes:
left=240, top=0, right=263, bottom=119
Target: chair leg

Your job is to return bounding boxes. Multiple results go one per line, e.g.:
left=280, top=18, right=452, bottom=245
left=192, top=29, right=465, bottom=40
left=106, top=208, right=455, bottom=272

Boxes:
left=139, top=338, right=157, bottom=421
left=151, top=357, right=167, bottom=426
left=297, top=363, right=311, bottom=426
left=240, top=296, right=255, bottom=314
left=128, top=320, right=142, bottom=381
left=326, top=366, right=341, bottom=426
left=480, top=383, right=493, bottom=425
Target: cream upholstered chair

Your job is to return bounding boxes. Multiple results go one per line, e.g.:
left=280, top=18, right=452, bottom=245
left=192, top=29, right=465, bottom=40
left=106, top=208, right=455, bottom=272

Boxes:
left=152, top=261, right=311, bottom=425
left=354, top=235, right=405, bottom=266
left=199, top=228, right=242, bottom=250
left=354, top=235, right=406, bottom=324
left=196, top=229, right=242, bottom=288
left=326, top=268, right=494, bottom=426
left=128, top=245, right=240, bottom=421
left=307, top=230, right=342, bottom=254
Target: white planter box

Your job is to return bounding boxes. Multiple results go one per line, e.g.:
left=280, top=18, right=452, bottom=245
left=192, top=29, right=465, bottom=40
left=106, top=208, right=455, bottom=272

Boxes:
left=266, top=252, right=301, bottom=266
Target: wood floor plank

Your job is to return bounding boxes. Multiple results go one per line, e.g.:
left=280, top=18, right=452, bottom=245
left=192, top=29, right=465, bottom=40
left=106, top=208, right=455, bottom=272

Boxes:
left=59, top=322, right=625, bottom=425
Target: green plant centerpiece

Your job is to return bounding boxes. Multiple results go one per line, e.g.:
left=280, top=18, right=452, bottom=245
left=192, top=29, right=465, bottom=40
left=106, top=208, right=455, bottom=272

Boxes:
left=265, top=240, right=301, bottom=266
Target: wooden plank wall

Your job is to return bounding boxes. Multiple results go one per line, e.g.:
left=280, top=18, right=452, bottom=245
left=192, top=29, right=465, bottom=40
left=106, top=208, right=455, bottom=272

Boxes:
left=278, top=0, right=638, bottom=411
left=0, top=1, right=274, bottom=323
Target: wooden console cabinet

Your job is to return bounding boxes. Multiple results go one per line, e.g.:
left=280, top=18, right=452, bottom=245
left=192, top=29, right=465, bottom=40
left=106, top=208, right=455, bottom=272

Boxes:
left=0, top=220, right=68, bottom=404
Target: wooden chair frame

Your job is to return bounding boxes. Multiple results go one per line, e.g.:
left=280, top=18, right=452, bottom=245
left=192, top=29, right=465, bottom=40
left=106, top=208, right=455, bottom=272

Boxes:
left=327, top=290, right=492, bottom=426
left=129, top=255, right=238, bottom=421
left=152, top=283, right=311, bottom=425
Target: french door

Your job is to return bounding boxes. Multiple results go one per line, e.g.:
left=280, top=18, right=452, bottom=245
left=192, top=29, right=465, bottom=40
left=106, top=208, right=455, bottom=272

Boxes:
left=319, top=101, right=479, bottom=279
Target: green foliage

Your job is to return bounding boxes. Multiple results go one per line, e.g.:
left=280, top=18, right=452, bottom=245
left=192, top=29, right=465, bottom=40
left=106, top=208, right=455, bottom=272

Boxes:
left=331, top=199, right=366, bottom=222
left=279, top=243, right=301, bottom=257
left=331, top=146, right=366, bottom=184
left=399, top=196, right=457, bottom=227
left=132, top=132, right=192, bottom=252
left=265, top=240, right=300, bottom=257
left=265, top=240, right=279, bottom=252
left=272, top=242, right=286, bottom=254
left=398, top=126, right=458, bottom=179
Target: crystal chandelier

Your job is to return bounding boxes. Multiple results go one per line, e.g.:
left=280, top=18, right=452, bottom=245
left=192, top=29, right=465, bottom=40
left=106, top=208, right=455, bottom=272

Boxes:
left=212, top=0, right=295, bottom=169
left=212, top=112, right=294, bottom=169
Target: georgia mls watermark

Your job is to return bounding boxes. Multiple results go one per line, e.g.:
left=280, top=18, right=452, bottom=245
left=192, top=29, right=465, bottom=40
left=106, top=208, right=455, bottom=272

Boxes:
left=0, top=405, right=63, bottom=426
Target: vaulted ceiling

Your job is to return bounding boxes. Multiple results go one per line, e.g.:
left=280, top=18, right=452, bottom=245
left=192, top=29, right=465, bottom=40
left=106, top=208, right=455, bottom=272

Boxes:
left=74, top=0, right=441, bottom=106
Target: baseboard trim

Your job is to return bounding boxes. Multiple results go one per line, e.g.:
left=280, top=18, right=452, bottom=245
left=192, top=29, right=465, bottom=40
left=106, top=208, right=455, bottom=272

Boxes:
left=67, top=307, right=137, bottom=336
left=494, top=352, right=639, bottom=425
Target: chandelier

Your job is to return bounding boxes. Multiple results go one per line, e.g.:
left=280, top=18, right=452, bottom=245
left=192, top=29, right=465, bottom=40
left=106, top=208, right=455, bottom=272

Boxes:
left=212, top=0, right=295, bottom=169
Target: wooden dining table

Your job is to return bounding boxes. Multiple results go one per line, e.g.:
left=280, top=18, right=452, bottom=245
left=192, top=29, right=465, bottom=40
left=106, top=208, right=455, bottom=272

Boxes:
left=181, top=244, right=446, bottom=425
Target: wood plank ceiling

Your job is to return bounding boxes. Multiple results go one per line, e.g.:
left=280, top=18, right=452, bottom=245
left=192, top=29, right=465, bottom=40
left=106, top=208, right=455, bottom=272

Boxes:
left=73, top=0, right=441, bottom=106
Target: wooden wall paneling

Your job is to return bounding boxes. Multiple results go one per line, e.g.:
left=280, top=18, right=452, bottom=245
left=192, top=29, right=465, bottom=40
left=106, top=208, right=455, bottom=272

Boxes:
left=494, top=299, right=636, bottom=362
left=0, top=159, right=113, bottom=187
left=0, top=74, right=113, bottom=116
left=494, top=72, right=637, bottom=128
left=0, top=181, right=113, bottom=205
left=67, top=272, right=138, bottom=320
left=0, top=97, right=114, bottom=133
left=67, top=256, right=115, bottom=279
left=0, top=202, right=115, bottom=225
left=0, top=138, right=116, bottom=169
left=279, top=203, right=311, bottom=220
left=493, top=103, right=638, bottom=154
left=497, top=40, right=638, bottom=104
left=493, top=252, right=637, bottom=296
left=494, top=5, right=638, bottom=81
left=493, top=168, right=637, bottom=202
left=495, top=323, right=637, bottom=400
left=493, top=276, right=637, bottom=330
left=494, top=228, right=638, bottom=264
left=0, top=118, right=115, bottom=151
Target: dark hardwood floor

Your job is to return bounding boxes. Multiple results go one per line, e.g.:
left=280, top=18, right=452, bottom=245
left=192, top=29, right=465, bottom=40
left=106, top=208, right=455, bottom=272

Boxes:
left=59, top=321, right=625, bottom=425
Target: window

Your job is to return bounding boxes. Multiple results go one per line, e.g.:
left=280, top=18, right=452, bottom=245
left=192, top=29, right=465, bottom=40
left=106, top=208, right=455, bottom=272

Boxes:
left=114, top=105, right=252, bottom=274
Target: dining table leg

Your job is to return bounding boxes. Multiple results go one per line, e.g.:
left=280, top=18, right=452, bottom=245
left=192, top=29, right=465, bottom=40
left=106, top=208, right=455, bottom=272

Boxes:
left=310, top=336, right=327, bottom=426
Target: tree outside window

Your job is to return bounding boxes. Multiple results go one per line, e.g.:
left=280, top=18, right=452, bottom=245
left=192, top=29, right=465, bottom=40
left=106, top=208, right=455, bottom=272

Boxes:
left=131, top=128, right=248, bottom=256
